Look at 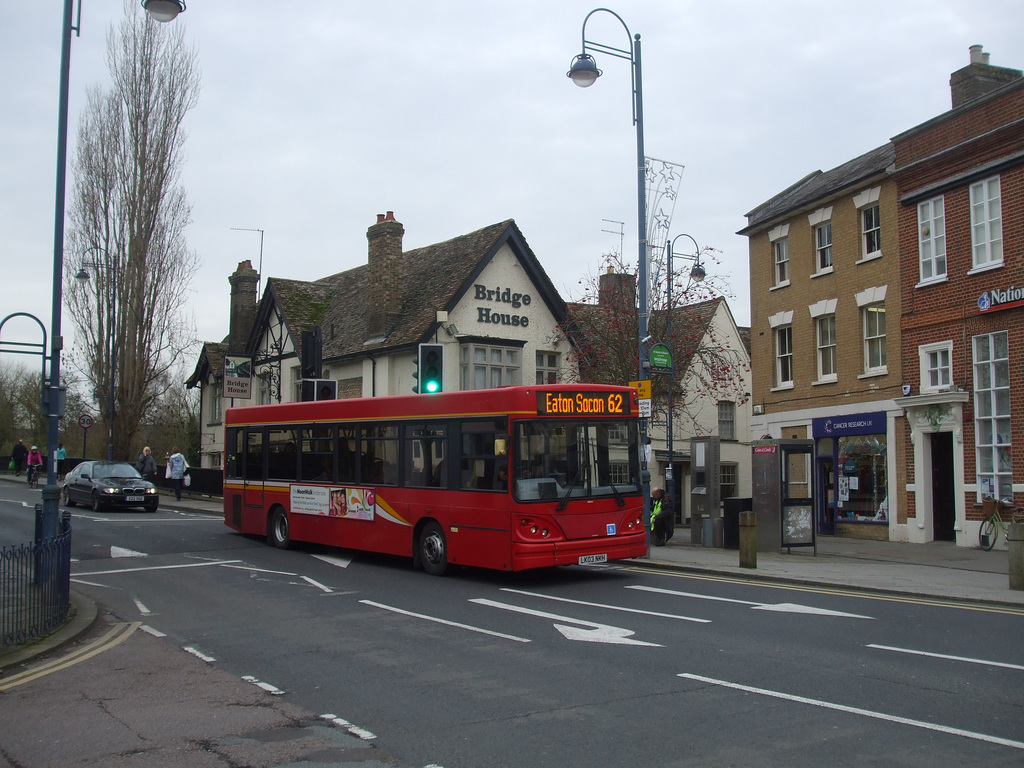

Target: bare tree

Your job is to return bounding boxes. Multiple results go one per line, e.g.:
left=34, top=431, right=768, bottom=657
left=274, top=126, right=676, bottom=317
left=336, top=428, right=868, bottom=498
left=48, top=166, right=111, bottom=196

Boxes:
left=65, top=2, right=200, bottom=460
left=563, top=247, right=749, bottom=436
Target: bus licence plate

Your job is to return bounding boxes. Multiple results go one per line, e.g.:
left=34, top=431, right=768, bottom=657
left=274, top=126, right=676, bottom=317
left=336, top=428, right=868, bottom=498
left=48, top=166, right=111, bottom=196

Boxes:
left=125, top=496, right=144, bottom=502
left=578, top=553, right=608, bottom=565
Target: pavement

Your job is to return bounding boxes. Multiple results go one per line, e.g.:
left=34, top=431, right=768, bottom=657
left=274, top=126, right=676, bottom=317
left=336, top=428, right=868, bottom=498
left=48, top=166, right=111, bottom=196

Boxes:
left=1, top=480, right=1022, bottom=766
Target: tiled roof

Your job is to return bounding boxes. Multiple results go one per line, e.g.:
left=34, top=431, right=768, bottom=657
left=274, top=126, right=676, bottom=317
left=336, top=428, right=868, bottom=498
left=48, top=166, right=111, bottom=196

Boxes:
left=185, top=341, right=228, bottom=388
left=740, top=143, right=895, bottom=233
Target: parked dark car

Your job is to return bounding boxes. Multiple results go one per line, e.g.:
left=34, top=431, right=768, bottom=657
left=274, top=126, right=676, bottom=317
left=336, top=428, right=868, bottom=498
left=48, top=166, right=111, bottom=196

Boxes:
left=62, top=460, right=160, bottom=512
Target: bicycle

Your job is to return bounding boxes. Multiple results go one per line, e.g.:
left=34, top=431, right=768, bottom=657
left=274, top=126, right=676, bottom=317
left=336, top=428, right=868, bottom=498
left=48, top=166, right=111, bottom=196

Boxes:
left=978, top=497, right=1024, bottom=550
left=26, top=464, right=40, bottom=489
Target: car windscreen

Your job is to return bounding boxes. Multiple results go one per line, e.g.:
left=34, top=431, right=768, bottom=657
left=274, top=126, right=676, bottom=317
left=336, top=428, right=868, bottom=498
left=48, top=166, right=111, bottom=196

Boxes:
left=95, top=464, right=143, bottom=480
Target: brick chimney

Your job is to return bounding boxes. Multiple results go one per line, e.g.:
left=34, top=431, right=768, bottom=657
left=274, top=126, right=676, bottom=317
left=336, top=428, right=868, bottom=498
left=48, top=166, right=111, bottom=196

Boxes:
left=598, top=266, right=636, bottom=310
left=366, top=211, right=405, bottom=338
left=950, top=45, right=1023, bottom=109
left=228, top=260, right=259, bottom=353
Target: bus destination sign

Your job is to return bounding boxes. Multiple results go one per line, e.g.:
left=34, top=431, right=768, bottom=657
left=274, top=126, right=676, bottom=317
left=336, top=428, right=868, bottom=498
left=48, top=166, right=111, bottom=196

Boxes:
left=537, top=390, right=631, bottom=416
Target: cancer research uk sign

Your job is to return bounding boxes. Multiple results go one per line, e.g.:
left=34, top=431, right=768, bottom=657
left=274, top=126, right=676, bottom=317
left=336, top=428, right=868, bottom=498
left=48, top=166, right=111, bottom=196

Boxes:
left=978, top=284, right=1024, bottom=314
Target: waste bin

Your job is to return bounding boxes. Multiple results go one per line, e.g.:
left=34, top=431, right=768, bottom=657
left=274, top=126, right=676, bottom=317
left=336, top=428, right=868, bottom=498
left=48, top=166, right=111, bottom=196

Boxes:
left=700, top=516, right=712, bottom=547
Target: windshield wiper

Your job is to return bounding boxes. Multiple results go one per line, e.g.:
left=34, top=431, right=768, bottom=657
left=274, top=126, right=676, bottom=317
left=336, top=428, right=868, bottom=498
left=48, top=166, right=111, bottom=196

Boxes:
left=608, top=482, right=625, bottom=507
left=556, top=470, right=580, bottom=511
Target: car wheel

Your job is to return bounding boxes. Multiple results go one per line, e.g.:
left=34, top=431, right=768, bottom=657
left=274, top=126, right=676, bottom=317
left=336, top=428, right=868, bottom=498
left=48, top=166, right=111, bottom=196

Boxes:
left=91, top=492, right=103, bottom=512
left=62, top=487, right=76, bottom=508
left=269, top=507, right=290, bottom=549
left=419, top=521, right=448, bottom=576
left=145, top=501, right=159, bottom=513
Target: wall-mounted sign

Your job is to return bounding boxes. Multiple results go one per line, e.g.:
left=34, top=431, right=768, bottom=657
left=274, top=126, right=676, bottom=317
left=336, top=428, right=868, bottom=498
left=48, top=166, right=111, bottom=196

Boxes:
left=474, top=284, right=532, bottom=327
left=978, top=286, right=1024, bottom=314
left=224, top=355, right=253, bottom=399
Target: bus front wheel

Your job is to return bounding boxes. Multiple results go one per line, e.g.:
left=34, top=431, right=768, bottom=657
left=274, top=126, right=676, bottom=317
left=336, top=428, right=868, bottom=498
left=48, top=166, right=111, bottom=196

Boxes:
left=269, top=508, right=291, bottom=549
left=419, top=521, right=448, bottom=576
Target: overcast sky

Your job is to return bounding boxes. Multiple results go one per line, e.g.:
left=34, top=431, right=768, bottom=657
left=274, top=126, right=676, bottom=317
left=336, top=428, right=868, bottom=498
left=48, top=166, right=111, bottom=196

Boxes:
left=4, top=1, right=1024, bottom=371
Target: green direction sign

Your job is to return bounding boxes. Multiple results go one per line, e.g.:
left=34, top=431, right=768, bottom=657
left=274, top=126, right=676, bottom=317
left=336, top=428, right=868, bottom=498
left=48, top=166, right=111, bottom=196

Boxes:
left=649, top=343, right=673, bottom=371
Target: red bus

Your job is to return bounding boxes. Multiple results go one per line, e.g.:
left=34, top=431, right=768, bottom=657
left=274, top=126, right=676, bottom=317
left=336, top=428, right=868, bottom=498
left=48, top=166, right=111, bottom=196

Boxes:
left=223, top=384, right=646, bottom=574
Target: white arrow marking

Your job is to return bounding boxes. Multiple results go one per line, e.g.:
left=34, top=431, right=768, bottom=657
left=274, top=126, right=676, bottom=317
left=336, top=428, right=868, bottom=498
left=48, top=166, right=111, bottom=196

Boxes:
left=501, top=587, right=710, bottom=624
left=111, top=546, right=148, bottom=558
left=312, top=553, right=352, bottom=568
left=627, top=585, right=873, bottom=619
left=471, top=598, right=662, bottom=647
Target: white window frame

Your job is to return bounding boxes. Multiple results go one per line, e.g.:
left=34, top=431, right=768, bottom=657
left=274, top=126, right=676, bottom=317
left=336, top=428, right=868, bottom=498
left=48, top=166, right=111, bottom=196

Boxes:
left=718, top=401, right=736, bottom=440
left=768, top=224, right=790, bottom=290
left=917, top=196, right=946, bottom=284
left=774, top=326, right=794, bottom=389
left=973, top=331, right=1011, bottom=501
left=861, top=205, right=881, bottom=259
left=861, top=304, right=887, bottom=375
left=852, top=186, right=882, bottom=263
left=808, top=207, right=833, bottom=276
left=918, top=340, right=953, bottom=392
left=535, top=351, right=560, bottom=384
left=816, top=315, right=837, bottom=382
left=969, top=176, right=1002, bottom=272
left=461, top=343, right=520, bottom=390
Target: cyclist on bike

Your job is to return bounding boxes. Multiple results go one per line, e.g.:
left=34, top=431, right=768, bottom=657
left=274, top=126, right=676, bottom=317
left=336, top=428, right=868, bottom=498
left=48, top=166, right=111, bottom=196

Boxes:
left=26, top=445, right=43, bottom=488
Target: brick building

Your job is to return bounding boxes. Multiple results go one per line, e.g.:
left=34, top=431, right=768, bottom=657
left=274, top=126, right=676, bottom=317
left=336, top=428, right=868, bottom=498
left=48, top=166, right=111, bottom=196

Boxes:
left=892, top=47, right=1024, bottom=546
left=740, top=144, right=904, bottom=541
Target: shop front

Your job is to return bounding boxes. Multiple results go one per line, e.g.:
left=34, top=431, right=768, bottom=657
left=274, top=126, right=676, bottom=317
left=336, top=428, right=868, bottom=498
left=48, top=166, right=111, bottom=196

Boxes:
left=812, top=411, right=889, bottom=539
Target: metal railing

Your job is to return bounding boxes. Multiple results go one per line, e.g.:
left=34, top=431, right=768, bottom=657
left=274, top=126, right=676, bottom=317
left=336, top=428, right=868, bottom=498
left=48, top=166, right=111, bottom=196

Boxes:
left=1, top=512, right=72, bottom=649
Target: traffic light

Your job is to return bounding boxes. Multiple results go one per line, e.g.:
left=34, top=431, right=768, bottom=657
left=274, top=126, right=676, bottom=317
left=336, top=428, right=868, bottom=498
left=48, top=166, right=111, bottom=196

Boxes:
left=418, top=343, right=444, bottom=394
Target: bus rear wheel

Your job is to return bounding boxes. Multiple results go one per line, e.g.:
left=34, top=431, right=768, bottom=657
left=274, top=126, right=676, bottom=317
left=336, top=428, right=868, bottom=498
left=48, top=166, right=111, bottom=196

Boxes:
left=269, top=508, right=291, bottom=549
left=419, top=521, right=448, bottom=576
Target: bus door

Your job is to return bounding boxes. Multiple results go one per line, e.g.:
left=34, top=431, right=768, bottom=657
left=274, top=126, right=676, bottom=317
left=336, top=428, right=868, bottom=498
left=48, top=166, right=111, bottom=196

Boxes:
left=243, top=427, right=266, bottom=510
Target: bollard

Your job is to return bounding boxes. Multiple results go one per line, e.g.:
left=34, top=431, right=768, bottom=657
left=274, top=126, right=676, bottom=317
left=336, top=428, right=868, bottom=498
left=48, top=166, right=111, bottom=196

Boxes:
left=739, top=510, right=757, bottom=569
left=1008, top=522, right=1024, bottom=591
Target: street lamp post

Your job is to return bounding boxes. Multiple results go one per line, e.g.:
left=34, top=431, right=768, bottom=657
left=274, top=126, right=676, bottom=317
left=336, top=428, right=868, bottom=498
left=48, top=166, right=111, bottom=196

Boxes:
left=567, top=7, right=652, bottom=545
left=665, top=233, right=705, bottom=519
left=76, top=248, right=116, bottom=461
left=40, top=0, right=186, bottom=540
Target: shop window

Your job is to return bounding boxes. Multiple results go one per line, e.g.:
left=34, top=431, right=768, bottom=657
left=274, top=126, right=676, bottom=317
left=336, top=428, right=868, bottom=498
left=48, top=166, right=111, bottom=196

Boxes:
left=835, top=434, right=887, bottom=522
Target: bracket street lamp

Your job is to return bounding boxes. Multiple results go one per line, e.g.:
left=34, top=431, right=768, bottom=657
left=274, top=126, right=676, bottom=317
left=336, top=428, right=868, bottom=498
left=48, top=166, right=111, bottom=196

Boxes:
left=664, top=233, right=705, bottom=517
left=41, top=0, right=186, bottom=540
left=567, top=7, right=652, bottom=547
left=76, top=247, right=116, bottom=461
left=141, top=0, right=187, bottom=23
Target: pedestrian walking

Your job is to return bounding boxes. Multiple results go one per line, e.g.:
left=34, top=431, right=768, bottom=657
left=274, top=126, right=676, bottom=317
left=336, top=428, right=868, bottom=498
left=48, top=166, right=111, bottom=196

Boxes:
left=26, top=445, right=44, bottom=488
left=135, top=446, right=158, bottom=481
left=55, top=443, right=66, bottom=481
left=650, top=487, right=674, bottom=546
left=167, top=447, right=189, bottom=501
left=11, top=439, right=28, bottom=476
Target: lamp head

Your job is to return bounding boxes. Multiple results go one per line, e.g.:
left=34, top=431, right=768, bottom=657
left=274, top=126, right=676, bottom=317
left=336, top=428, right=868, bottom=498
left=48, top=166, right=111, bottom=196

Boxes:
left=142, top=0, right=186, bottom=22
left=567, top=54, right=602, bottom=87
left=75, top=267, right=91, bottom=284
left=689, top=262, right=707, bottom=282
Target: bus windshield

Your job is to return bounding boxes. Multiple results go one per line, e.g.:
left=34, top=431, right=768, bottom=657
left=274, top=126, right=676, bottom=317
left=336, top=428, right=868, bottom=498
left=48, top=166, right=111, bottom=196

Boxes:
left=513, top=419, right=641, bottom=504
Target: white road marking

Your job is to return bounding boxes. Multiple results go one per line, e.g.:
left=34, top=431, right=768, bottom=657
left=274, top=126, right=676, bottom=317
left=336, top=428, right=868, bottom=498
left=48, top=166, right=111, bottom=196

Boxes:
left=72, top=559, right=243, bottom=576
left=360, top=600, right=531, bottom=643
left=242, top=675, right=285, bottom=695
left=218, top=563, right=297, bottom=575
left=183, top=646, right=216, bottom=663
left=867, top=644, right=1024, bottom=671
left=301, top=575, right=332, bottom=593
left=132, top=597, right=153, bottom=616
left=111, top=546, right=149, bottom=558
left=140, top=625, right=166, bottom=637
left=312, top=553, right=352, bottom=568
left=471, top=598, right=662, bottom=647
left=628, top=585, right=873, bottom=619
left=502, top=587, right=711, bottom=624
left=680, top=673, right=1024, bottom=751
left=320, top=714, right=377, bottom=740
